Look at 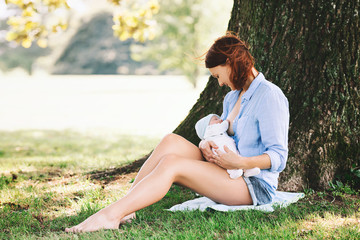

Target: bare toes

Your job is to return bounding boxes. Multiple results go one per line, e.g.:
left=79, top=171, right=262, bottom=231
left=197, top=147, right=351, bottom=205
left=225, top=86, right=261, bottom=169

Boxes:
left=65, top=226, right=79, bottom=233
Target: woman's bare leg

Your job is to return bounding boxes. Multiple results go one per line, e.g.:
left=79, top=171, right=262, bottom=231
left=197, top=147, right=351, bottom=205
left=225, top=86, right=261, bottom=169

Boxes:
left=65, top=154, right=252, bottom=233
left=121, top=133, right=203, bottom=223
left=130, top=133, right=203, bottom=187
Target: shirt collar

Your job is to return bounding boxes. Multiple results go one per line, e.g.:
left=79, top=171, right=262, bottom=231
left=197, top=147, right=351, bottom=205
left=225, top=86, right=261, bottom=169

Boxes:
left=242, top=72, right=264, bottom=101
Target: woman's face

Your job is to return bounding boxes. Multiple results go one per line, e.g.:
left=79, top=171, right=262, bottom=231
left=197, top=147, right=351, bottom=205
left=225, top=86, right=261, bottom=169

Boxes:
left=208, top=65, right=235, bottom=90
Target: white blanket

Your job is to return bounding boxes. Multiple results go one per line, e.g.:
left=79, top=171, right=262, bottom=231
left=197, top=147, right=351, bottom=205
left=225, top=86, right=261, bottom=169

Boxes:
left=168, top=191, right=305, bottom=212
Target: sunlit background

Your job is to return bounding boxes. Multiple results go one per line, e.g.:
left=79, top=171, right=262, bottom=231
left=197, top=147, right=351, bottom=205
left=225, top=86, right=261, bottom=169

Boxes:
left=0, top=0, right=232, bottom=137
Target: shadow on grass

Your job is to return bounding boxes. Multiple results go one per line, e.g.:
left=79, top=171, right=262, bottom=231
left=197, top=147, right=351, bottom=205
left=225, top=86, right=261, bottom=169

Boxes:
left=88, top=153, right=151, bottom=184
left=3, top=185, right=358, bottom=239
left=1, top=166, right=359, bottom=240
left=56, top=189, right=359, bottom=239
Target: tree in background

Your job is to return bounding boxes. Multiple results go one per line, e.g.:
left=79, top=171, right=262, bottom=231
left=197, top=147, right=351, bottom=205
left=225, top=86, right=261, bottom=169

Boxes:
left=52, top=12, right=161, bottom=75
left=174, top=0, right=360, bottom=191
left=130, top=0, right=231, bottom=87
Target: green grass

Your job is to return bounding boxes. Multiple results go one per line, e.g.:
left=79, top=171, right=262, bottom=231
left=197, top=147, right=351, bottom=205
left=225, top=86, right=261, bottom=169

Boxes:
left=1, top=130, right=359, bottom=239
left=0, top=130, right=157, bottom=174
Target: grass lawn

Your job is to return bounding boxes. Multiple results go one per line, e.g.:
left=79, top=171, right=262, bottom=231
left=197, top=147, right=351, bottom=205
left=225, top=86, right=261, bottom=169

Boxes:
left=0, top=130, right=359, bottom=239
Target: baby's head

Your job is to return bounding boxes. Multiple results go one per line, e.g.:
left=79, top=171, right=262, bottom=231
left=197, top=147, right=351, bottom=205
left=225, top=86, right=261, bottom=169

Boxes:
left=195, top=114, right=221, bottom=139
left=209, top=115, right=222, bottom=125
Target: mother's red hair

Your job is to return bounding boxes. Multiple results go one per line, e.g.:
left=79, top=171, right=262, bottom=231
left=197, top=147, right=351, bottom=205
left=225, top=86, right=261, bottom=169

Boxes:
left=205, top=33, right=255, bottom=90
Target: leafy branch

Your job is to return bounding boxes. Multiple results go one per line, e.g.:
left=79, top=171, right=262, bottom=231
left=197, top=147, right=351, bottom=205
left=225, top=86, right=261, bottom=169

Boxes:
left=4, top=0, right=159, bottom=48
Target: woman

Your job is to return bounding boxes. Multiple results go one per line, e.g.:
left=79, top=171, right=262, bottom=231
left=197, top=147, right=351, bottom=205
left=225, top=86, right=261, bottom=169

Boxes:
left=65, top=33, right=289, bottom=233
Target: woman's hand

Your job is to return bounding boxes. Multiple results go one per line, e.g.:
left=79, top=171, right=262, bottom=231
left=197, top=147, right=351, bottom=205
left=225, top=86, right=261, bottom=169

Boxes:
left=213, top=145, right=246, bottom=169
left=199, top=140, right=218, bottom=161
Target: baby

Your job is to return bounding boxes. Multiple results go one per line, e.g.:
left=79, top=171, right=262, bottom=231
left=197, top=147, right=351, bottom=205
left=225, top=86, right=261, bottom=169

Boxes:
left=195, top=114, right=260, bottom=179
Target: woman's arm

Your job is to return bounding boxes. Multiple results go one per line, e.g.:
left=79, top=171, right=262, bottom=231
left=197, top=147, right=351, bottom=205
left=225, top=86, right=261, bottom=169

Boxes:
left=256, top=89, right=289, bottom=173
left=200, top=91, right=232, bottom=162
left=199, top=140, right=218, bottom=161
left=212, top=146, right=271, bottom=170
left=200, top=121, right=231, bottom=161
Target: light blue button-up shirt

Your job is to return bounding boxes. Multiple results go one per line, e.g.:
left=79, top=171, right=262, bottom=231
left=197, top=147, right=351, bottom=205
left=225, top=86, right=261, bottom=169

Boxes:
left=220, top=73, right=289, bottom=196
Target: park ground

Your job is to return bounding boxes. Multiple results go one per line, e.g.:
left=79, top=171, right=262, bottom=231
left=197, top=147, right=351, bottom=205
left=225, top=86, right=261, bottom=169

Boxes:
left=0, top=74, right=359, bottom=239
left=0, top=130, right=359, bottom=239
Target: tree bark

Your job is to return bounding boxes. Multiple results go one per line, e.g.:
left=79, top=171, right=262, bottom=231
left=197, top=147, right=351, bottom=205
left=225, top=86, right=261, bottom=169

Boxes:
left=94, top=0, right=360, bottom=191
left=173, top=79, right=229, bottom=144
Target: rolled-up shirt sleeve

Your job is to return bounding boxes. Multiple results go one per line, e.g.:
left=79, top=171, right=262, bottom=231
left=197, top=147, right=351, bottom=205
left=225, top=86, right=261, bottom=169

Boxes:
left=257, top=89, right=289, bottom=173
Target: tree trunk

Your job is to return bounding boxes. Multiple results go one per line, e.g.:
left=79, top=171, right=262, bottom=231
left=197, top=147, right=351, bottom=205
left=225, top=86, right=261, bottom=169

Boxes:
left=95, top=0, right=360, bottom=191
left=176, top=0, right=360, bottom=190
left=173, top=79, right=229, bottom=144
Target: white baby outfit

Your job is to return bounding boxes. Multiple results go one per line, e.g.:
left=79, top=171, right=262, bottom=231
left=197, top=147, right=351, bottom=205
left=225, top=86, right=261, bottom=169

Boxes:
left=195, top=114, right=260, bottom=179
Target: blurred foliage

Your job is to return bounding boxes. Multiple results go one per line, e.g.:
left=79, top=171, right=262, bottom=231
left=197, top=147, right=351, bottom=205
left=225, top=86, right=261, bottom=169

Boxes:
left=4, top=0, right=159, bottom=48
left=5, top=0, right=70, bottom=48
left=112, top=0, right=159, bottom=42
left=130, top=0, right=231, bottom=87
left=0, top=20, right=50, bottom=73
left=0, top=42, right=50, bottom=74
left=1, top=0, right=230, bottom=76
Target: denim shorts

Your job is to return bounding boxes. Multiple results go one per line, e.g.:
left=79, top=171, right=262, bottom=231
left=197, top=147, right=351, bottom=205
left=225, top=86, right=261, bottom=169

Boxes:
left=243, top=177, right=272, bottom=205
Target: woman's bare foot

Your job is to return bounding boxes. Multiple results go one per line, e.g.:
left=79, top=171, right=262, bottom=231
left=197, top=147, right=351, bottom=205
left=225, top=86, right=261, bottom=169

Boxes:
left=65, top=208, right=121, bottom=233
left=119, top=212, right=136, bottom=225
